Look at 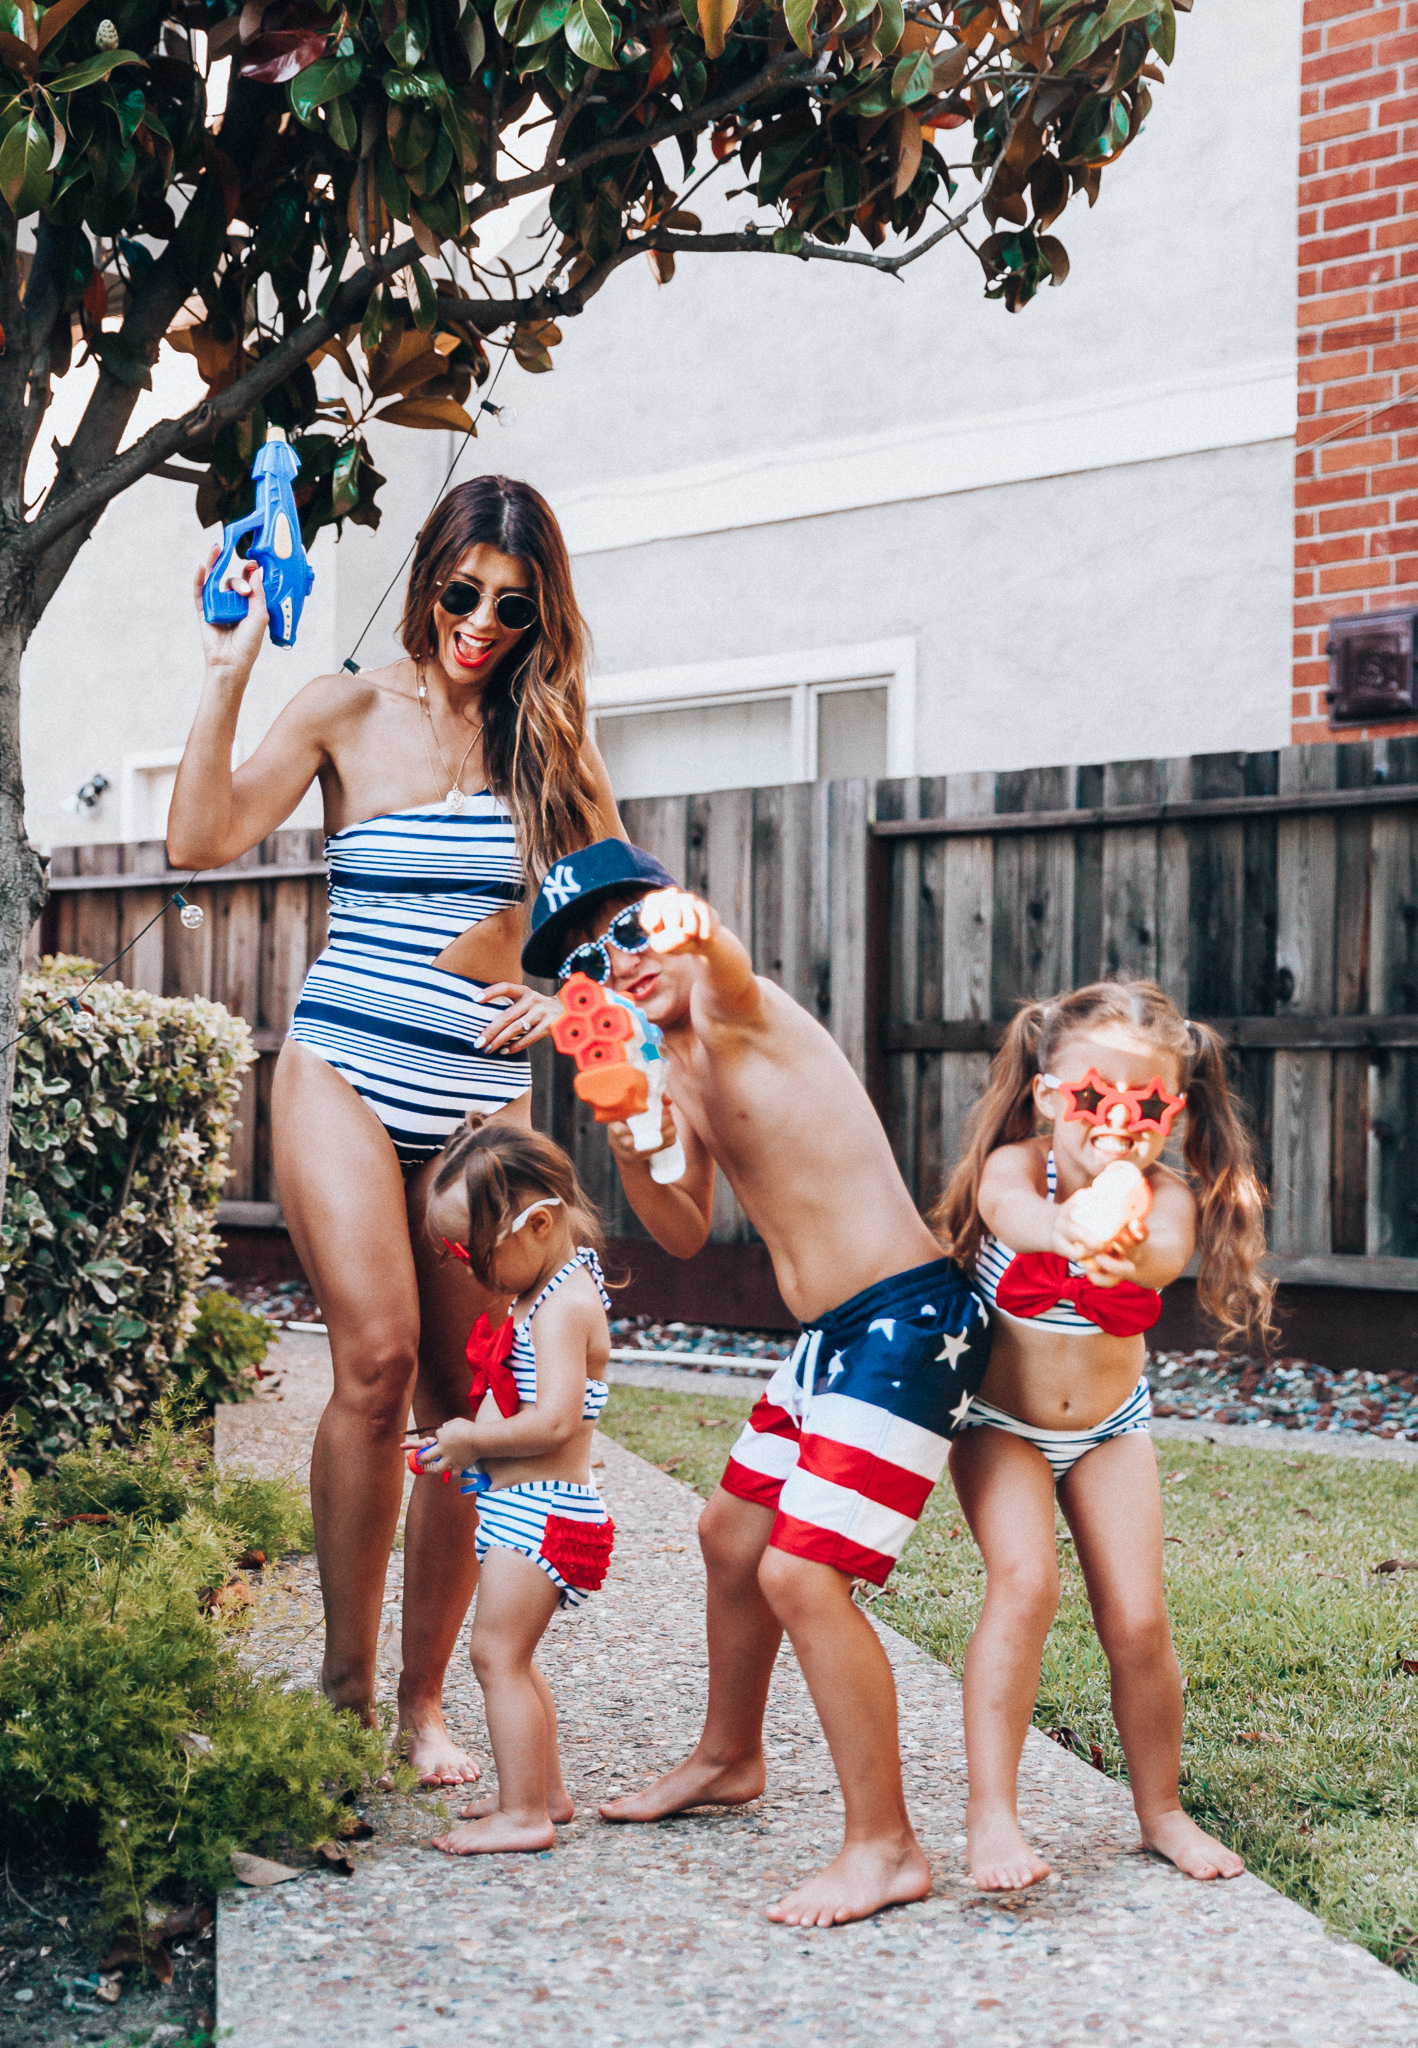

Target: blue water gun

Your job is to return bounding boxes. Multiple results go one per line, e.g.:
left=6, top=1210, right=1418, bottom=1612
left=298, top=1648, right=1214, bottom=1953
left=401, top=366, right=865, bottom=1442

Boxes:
left=202, top=427, right=314, bottom=647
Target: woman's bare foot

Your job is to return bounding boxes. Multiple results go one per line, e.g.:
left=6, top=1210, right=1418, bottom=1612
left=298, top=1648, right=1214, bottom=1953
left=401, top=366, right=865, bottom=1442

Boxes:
left=967, top=1809, right=1051, bottom=1892
left=766, top=1838, right=931, bottom=1927
left=320, top=1659, right=378, bottom=1728
left=431, top=1812, right=555, bottom=1856
left=397, top=1709, right=483, bottom=1788
left=1141, top=1808, right=1244, bottom=1880
left=459, top=1791, right=574, bottom=1825
left=600, top=1751, right=766, bottom=1822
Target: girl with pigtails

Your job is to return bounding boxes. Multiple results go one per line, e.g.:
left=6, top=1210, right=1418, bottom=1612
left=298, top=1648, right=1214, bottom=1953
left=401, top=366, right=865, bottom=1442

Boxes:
left=408, top=1118, right=617, bottom=1856
left=932, top=979, right=1273, bottom=1895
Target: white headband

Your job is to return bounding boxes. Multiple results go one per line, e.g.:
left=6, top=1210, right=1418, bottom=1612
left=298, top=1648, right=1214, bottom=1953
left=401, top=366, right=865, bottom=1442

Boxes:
left=497, top=1196, right=562, bottom=1243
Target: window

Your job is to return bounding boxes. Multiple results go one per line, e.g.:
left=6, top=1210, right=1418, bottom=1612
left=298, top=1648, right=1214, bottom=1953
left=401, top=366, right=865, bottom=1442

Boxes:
left=589, top=641, right=914, bottom=802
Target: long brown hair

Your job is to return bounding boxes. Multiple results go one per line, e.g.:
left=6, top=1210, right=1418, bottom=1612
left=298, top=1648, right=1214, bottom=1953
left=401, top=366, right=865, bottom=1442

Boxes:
left=401, top=475, right=600, bottom=879
left=931, top=979, right=1274, bottom=1349
left=430, top=1115, right=604, bottom=1288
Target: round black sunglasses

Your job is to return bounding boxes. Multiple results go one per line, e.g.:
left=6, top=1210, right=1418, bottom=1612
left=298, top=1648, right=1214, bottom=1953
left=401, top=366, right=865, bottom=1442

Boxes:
left=557, top=903, right=653, bottom=987
left=439, top=579, right=539, bottom=632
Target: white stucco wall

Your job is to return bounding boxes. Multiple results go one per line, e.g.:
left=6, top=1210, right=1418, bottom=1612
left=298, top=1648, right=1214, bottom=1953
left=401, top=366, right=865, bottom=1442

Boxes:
left=21, top=0, right=1300, bottom=844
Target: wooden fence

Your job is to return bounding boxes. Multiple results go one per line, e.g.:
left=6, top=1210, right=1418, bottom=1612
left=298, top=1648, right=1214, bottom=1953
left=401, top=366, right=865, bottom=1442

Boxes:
left=30, top=737, right=1418, bottom=1291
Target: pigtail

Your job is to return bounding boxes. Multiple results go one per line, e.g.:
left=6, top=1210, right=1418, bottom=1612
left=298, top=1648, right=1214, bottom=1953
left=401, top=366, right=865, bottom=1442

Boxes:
left=1180, top=1022, right=1275, bottom=1350
left=431, top=1115, right=607, bottom=1288
left=930, top=1001, right=1049, bottom=1271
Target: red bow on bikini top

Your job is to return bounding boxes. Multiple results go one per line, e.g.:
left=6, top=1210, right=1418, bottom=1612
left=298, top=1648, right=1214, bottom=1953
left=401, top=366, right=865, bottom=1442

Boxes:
left=995, top=1255, right=1161, bottom=1338
left=466, top=1311, right=520, bottom=1418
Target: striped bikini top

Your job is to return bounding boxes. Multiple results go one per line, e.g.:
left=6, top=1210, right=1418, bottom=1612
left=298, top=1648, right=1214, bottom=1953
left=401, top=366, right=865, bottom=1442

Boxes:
left=976, top=1150, right=1099, bottom=1335
left=510, top=1248, right=612, bottom=1422
left=323, top=799, right=524, bottom=967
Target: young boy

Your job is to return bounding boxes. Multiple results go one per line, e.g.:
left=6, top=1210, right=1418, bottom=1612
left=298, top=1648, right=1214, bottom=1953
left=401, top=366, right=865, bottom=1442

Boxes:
left=516, top=841, right=993, bottom=1928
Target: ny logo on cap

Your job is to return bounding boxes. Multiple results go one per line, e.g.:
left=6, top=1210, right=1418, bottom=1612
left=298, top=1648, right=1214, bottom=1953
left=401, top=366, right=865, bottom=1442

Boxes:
left=543, top=864, right=583, bottom=911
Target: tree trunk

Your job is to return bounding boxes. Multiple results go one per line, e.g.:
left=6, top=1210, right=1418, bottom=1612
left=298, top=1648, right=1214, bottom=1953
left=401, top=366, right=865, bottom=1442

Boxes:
left=0, top=605, right=50, bottom=1219
left=0, top=207, right=55, bottom=1218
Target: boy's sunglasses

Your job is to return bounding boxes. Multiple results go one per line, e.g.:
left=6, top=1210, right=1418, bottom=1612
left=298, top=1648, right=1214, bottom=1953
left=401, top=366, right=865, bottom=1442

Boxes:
left=438, top=579, right=539, bottom=632
left=557, top=903, right=652, bottom=988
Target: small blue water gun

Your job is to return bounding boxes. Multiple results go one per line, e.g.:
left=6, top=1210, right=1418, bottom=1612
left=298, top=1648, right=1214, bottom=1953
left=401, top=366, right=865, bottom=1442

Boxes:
left=202, top=427, right=314, bottom=647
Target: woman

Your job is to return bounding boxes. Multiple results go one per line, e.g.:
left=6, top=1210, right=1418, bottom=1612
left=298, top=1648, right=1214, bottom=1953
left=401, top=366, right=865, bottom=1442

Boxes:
left=169, top=475, right=622, bottom=1783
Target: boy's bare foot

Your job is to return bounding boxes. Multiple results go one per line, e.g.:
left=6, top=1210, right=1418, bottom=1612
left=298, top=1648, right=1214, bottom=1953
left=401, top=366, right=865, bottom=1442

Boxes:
left=458, top=1791, right=575, bottom=1825
left=430, top=1812, right=555, bottom=1856
left=966, top=1810, right=1051, bottom=1892
left=766, top=1839, right=931, bottom=1927
left=1141, top=1809, right=1244, bottom=1880
left=599, top=1753, right=766, bottom=1822
left=397, top=1712, right=483, bottom=1788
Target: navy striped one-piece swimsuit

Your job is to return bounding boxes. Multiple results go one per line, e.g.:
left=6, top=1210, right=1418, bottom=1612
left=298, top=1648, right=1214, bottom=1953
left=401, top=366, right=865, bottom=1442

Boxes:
left=287, top=798, right=531, bottom=1163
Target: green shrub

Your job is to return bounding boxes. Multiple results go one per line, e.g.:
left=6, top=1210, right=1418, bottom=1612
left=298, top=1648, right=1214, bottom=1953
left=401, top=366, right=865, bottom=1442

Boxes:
left=0, top=1414, right=380, bottom=1925
left=1, top=958, right=255, bottom=1468
left=173, top=1290, right=278, bottom=1408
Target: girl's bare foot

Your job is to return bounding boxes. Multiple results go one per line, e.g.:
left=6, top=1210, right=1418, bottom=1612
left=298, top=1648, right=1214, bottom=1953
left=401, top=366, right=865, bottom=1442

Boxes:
left=967, top=1809, right=1051, bottom=1892
left=397, top=1710, right=483, bottom=1788
left=431, top=1812, right=555, bottom=1856
left=766, top=1839, right=931, bottom=1927
left=1141, top=1808, right=1244, bottom=1880
left=600, top=1752, right=765, bottom=1822
left=459, top=1791, right=574, bottom=1825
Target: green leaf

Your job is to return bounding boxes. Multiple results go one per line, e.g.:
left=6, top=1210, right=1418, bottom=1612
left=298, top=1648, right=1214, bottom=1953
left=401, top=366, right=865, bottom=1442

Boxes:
left=890, top=47, right=933, bottom=102
left=679, top=0, right=697, bottom=28
left=407, top=256, right=436, bottom=328
left=458, top=2, right=486, bottom=66
left=288, top=49, right=362, bottom=123
left=0, top=114, right=53, bottom=214
left=325, top=92, right=357, bottom=151
left=517, top=0, right=570, bottom=44
left=784, top=0, right=815, bottom=55
left=384, top=0, right=429, bottom=68
left=331, top=442, right=361, bottom=518
left=871, top=0, right=903, bottom=55
left=1055, top=7, right=1101, bottom=69
left=494, top=0, right=521, bottom=35
left=90, top=329, right=152, bottom=387
left=1148, top=0, right=1175, bottom=64
left=514, top=35, right=552, bottom=68
left=442, top=93, right=481, bottom=173
left=383, top=66, right=447, bottom=100
left=44, top=48, right=146, bottom=92
left=564, top=0, right=616, bottom=66
left=771, top=225, right=802, bottom=253
left=1098, top=0, right=1152, bottom=33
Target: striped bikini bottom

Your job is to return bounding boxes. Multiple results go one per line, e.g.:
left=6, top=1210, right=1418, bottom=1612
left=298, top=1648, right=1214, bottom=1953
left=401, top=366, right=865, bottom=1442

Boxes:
left=288, top=942, right=532, bottom=1166
left=960, top=1376, right=1153, bottom=1482
left=475, top=1480, right=614, bottom=1611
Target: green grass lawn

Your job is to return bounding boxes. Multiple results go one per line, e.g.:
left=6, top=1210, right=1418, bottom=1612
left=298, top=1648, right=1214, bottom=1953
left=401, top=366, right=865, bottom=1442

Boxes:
left=599, top=1382, right=1418, bottom=1976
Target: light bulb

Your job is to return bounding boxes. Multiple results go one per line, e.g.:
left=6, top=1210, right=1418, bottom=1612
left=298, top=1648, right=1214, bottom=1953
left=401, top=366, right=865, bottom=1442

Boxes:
left=179, top=902, right=205, bottom=930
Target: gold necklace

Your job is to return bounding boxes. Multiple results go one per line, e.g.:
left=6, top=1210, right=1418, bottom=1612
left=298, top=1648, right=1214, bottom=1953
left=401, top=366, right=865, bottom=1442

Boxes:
left=416, top=663, right=483, bottom=812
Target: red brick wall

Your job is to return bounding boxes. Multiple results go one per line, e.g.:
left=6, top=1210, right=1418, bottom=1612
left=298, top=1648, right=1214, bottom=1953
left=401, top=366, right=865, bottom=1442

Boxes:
left=1295, top=0, right=1418, bottom=742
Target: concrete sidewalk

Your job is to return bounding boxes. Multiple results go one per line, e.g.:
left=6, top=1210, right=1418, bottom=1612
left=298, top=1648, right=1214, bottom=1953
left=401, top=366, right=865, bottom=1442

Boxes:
left=216, top=1336, right=1418, bottom=2047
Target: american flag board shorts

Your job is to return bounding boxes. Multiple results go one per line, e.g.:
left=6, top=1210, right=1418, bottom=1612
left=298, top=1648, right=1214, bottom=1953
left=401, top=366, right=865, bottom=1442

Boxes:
left=721, top=1256, right=992, bottom=1586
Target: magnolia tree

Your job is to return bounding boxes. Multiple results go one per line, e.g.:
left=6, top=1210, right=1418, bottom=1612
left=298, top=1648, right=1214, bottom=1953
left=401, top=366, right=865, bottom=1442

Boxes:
left=0, top=0, right=1187, bottom=1176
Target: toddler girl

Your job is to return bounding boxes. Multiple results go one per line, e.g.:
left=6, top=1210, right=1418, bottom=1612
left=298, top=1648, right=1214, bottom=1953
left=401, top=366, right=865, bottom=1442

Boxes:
left=932, top=979, right=1272, bottom=1893
left=414, top=1118, right=615, bottom=1856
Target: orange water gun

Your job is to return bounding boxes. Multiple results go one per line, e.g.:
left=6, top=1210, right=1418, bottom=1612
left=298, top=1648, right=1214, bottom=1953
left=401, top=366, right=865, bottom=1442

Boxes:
left=550, top=974, right=685, bottom=1184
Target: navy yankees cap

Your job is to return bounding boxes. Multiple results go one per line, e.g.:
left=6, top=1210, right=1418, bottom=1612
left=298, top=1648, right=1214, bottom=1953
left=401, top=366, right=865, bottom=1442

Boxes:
left=522, top=839, right=679, bottom=979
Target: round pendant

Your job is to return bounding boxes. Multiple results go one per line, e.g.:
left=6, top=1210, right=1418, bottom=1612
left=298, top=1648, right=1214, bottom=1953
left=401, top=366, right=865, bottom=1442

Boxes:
left=446, top=788, right=466, bottom=812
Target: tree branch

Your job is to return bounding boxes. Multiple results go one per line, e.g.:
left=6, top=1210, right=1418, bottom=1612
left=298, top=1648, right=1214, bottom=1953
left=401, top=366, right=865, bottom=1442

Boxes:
left=18, top=241, right=413, bottom=571
left=470, top=45, right=827, bottom=222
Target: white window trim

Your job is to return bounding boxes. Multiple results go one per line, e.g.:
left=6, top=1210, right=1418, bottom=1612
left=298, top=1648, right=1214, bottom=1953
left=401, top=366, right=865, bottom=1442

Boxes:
left=588, top=637, right=916, bottom=784
left=120, top=747, right=185, bottom=843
